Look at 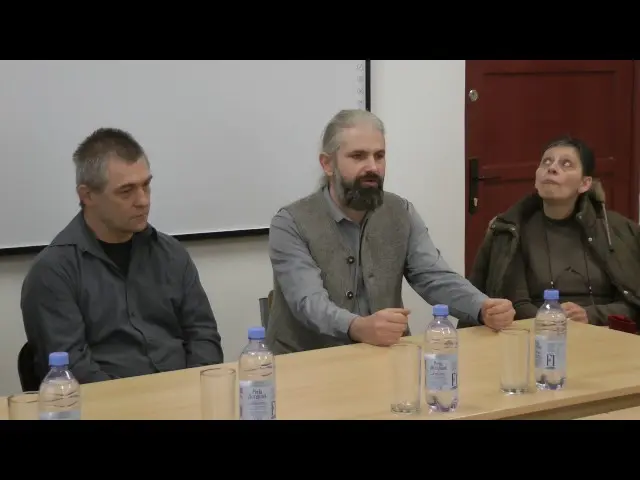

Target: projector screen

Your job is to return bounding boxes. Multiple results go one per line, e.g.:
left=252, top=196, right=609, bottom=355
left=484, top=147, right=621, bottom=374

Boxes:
left=0, top=60, right=370, bottom=252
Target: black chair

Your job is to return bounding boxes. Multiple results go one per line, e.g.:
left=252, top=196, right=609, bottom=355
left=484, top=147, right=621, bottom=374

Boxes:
left=17, top=342, right=41, bottom=391
left=258, top=290, right=274, bottom=330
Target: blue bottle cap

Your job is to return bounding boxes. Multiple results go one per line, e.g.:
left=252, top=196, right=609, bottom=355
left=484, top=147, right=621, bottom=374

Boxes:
left=49, top=352, right=69, bottom=367
left=433, top=304, right=449, bottom=317
left=248, top=327, right=266, bottom=340
left=544, top=289, right=559, bottom=301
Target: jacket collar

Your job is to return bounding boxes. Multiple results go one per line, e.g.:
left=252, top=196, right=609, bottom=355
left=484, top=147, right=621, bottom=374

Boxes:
left=494, top=185, right=613, bottom=251
left=497, top=187, right=602, bottom=230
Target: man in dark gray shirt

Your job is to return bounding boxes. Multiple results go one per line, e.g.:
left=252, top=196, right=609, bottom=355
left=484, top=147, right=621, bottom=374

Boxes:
left=21, top=128, right=224, bottom=383
left=266, top=109, right=515, bottom=354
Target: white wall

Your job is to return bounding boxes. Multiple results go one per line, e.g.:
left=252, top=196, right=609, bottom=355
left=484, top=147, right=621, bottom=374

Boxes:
left=0, top=60, right=466, bottom=396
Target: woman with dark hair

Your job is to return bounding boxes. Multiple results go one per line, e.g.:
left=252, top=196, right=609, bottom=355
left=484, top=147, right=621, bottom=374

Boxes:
left=467, top=135, right=640, bottom=328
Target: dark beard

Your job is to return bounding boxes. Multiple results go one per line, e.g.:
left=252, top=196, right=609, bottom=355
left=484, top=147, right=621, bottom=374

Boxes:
left=339, top=174, right=384, bottom=211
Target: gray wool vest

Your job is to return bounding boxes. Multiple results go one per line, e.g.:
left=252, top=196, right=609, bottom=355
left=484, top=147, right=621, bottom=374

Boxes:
left=266, top=189, right=412, bottom=354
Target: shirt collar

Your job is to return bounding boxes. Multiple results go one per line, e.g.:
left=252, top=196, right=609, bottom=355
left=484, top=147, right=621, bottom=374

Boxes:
left=323, top=186, right=350, bottom=223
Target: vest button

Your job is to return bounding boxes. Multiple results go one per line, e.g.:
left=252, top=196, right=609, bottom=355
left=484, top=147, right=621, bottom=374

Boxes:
left=346, top=291, right=354, bottom=299
left=346, top=256, right=355, bottom=264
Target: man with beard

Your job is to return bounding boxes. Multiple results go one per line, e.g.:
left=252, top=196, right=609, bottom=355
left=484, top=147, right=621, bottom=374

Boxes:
left=266, top=109, right=515, bottom=354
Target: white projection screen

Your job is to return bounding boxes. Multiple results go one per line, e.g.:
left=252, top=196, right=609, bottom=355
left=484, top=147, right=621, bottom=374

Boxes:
left=0, top=60, right=370, bottom=252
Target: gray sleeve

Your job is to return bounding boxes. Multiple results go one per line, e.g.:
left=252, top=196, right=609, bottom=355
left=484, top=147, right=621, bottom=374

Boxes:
left=178, top=254, right=224, bottom=366
left=403, top=202, right=487, bottom=325
left=268, top=209, right=358, bottom=340
left=20, top=256, right=113, bottom=384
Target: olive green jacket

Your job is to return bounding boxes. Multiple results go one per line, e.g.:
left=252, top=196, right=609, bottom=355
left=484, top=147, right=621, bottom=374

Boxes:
left=467, top=186, right=640, bottom=328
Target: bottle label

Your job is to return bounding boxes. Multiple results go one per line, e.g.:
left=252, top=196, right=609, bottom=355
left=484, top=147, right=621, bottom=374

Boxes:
left=39, top=410, right=81, bottom=420
left=425, top=353, right=458, bottom=391
left=535, top=335, right=566, bottom=370
left=239, top=380, right=276, bottom=420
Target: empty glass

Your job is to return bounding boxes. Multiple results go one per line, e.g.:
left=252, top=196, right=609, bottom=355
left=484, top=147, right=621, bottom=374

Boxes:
left=499, top=326, right=531, bottom=394
left=8, top=391, right=40, bottom=420
left=200, top=367, right=237, bottom=420
left=390, top=342, right=422, bottom=414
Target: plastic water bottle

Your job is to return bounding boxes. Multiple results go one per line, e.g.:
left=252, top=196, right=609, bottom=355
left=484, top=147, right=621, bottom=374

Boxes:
left=535, top=289, right=567, bottom=390
left=424, top=304, right=459, bottom=412
left=238, top=326, right=276, bottom=420
left=38, top=352, right=82, bottom=420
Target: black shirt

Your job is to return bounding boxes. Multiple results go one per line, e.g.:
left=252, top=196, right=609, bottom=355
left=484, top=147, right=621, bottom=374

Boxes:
left=98, top=239, right=133, bottom=275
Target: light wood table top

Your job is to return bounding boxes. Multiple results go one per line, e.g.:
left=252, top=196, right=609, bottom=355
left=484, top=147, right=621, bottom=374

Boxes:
left=2, top=319, right=640, bottom=420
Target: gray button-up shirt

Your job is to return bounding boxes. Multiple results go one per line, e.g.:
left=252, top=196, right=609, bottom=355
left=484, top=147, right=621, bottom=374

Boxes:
left=269, top=188, right=487, bottom=338
left=21, top=212, right=224, bottom=383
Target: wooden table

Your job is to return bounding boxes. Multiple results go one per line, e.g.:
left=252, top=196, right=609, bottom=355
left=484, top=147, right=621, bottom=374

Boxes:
left=2, top=319, right=640, bottom=420
left=579, top=406, right=640, bottom=420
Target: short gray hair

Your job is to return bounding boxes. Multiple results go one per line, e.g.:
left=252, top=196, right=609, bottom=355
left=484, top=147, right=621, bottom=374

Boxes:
left=73, top=127, right=147, bottom=192
left=319, top=109, right=385, bottom=187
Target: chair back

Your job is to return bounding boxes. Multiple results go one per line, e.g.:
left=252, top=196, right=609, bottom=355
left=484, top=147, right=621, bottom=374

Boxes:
left=259, top=290, right=274, bottom=329
left=17, top=342, right=41, bottom=392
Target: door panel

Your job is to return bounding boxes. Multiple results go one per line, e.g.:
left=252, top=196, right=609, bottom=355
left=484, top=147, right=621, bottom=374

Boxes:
left=464, top=60, right=635, bottom=276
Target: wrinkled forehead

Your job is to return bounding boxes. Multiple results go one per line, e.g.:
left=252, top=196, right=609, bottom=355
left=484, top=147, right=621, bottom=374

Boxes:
left=338, top=124, right=385, bottom=155
left=105, top=156, right=151, bottom=189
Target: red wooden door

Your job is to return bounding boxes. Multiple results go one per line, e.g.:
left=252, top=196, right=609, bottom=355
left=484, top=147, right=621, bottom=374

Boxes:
left=464, top=60, right=636, bottom=276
